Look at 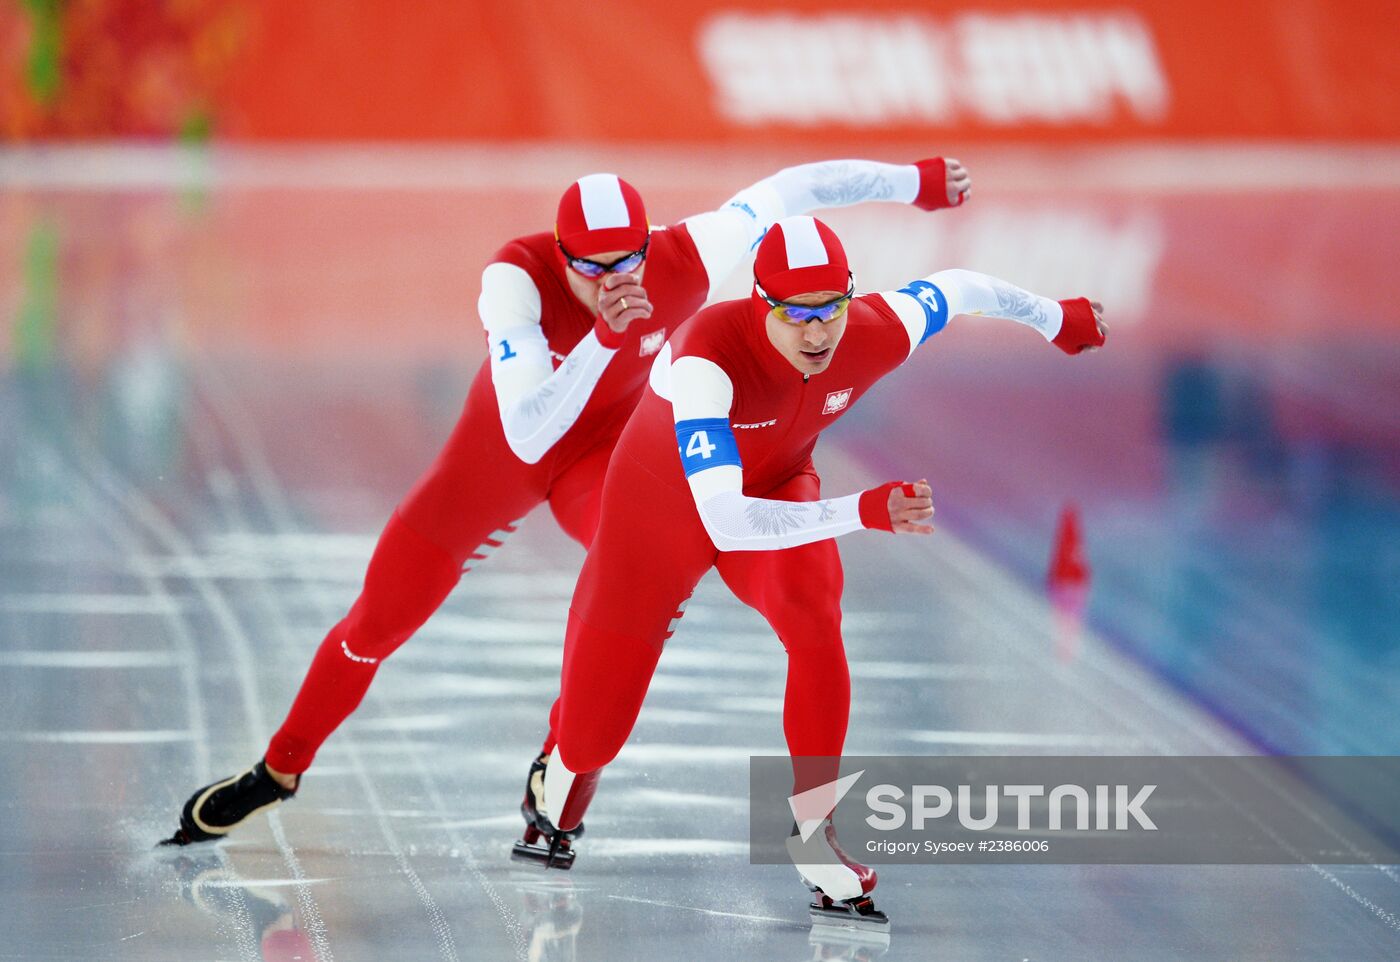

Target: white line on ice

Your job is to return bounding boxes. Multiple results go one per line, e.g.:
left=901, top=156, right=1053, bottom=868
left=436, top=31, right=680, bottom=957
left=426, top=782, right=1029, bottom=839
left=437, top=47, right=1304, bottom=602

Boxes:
left=636, top=707, right=740, bottom=725
left=850, top=661, right=1011, bottom=681
left=0, top=593, right=185, bottom=614
left=615, top=744, right=781, bottom=764
left=642, top=647, right=1010, bottom=681
left=198, top=877, right=343, bottom=889
left=0, top=650, right=186, bottom=668
left=606, top=893, right=798, bottom=927
left=314, top=807, right=446, bottom=819
left=347, top=712, right=463, bottom=732
left=903, top=729, right=1152, bottom=748
left=586, top=838, right=751, bottom=858
left=423, top=814, right=526, bottom=831
left=628, top=788, right=748, bottom=810
left=3, top=729, right=194, bottom=743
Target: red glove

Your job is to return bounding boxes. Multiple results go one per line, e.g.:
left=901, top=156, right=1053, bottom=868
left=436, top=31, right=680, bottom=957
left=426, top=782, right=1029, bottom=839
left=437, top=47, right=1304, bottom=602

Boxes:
left=859, top=481, right=918, bottom=531
left=913, top=158, right=965, bottom=211
left=1053, top=298, right=1105, bottom=355
left=593, top=315, right=627, bottom=349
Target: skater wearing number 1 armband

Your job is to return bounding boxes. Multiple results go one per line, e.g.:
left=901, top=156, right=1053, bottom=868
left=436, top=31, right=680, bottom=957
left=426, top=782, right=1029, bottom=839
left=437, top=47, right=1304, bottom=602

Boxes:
left=528, top=215, right=1107, bottom=929
left=160, top=158, right=973, bottom=847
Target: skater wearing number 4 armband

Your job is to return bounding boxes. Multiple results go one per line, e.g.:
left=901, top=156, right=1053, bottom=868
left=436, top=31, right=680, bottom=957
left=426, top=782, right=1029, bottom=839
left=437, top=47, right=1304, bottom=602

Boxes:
left=160, top=158, right=973, bottom=847
left=526, top=215, right=1106, bottom=931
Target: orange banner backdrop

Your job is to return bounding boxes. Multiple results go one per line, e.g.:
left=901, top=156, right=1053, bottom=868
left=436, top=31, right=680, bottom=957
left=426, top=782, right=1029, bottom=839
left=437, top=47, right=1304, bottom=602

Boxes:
left=215, top=0, right=1399, bottom=142
left=4, top=0, right=1398, bottom=141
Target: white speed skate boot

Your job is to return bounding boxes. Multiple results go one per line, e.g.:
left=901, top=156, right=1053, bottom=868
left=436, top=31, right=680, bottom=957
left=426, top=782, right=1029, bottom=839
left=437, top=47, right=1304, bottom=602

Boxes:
left=512, top=750, right=600, bottom=871
left=787, top=819, right=889, bottom=936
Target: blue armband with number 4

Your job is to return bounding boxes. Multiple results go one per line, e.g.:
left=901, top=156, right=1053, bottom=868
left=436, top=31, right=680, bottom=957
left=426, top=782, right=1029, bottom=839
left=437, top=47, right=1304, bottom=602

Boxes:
left=675, top=418, right=742, bottom=476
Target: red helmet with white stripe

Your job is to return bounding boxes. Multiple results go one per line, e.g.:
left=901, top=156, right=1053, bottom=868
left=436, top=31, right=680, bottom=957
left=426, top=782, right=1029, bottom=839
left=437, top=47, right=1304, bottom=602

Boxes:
left=555, top=173, right=649, bottom=257
left=753, top=215, right=850, bottom=301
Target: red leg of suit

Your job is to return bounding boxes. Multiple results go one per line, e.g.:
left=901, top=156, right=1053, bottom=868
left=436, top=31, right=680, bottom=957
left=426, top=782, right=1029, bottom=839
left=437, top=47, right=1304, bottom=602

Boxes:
left=554, top=453, right=850, bottom=805
left=553, top=446, right=717, bottom=774
left=266, top=375, right=608, bottom=774
left=715, top=470, right=849, bottom=798
left=534, top=436, right=613, bottom=756
left=545, top=434, right=612, bottom=549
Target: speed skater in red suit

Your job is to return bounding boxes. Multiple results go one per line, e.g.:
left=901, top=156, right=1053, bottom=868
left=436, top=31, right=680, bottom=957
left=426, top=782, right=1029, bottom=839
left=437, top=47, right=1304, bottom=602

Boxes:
left=524, top=215, right=1106, bottom=926
left=160, top=158, right=974, bottom=847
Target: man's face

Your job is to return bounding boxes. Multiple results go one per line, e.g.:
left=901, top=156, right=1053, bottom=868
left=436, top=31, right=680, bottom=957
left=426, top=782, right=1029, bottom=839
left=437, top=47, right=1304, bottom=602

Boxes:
left=763, top=290, right=849, bottom=375
left=564, top=249, right=647, bottom=307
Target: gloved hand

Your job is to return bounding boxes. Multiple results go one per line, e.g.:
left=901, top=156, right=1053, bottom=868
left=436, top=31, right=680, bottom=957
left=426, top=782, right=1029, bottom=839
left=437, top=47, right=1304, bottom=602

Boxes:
left=912, top=157, right=971, bottom=210
left=860, top=479, right=935, bottom=534
left=1053, top=298, right=1108, bottom=355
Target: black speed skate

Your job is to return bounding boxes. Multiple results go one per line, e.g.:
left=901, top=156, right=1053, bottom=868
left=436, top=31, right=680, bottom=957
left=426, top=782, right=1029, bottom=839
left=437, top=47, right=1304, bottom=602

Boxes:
left=512, top=752, right=584, bottom=870
left=160, top=759, right=299, bottom=847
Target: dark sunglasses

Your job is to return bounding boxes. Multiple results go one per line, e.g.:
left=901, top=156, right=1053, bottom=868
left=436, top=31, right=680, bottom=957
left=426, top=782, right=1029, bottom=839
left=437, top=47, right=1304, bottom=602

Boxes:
left=557, top=238, right=649, bottom=279
left=756, top=273, right=856, bottom=324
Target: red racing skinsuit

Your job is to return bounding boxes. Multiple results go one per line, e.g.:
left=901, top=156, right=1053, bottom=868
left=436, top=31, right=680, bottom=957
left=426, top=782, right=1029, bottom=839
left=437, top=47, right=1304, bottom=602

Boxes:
left=265, top=228, right=709, bottom=773
left=265, top=160, right=957, bottom=774
left=545, top=268, right=1102, bottom=840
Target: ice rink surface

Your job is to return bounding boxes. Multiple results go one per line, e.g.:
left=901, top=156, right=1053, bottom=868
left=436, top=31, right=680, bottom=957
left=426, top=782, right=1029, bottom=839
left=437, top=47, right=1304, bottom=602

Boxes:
left=3, top=145, right=1399, bottom=960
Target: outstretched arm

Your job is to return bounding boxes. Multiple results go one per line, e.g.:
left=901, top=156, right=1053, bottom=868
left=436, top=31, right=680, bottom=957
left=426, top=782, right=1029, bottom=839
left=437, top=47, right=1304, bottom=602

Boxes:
left=666, top=355, right=933, bottom=552
left=480, top=262, right=630, bottom=464
left=683, top=157, right=970, bottom=298
left=875, top=268, right=1107, bottom=358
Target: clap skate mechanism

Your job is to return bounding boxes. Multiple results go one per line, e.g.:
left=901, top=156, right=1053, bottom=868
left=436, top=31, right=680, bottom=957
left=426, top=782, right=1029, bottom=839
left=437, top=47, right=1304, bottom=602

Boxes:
left=512, top=752, right=584, bottom=870
left=790, top=819, right=891, bottom=938
left=807, top=888, right=891, bottom=935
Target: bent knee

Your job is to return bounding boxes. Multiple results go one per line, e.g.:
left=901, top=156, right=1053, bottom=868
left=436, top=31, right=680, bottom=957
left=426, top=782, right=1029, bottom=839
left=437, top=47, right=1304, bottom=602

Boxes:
left=769, top=601, right=844, bottom=651
left=337, top=617, right=405, bottom=664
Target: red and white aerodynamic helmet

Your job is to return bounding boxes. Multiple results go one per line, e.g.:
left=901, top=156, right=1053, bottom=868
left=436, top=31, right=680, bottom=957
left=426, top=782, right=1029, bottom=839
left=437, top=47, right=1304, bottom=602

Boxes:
left=555, top=173, right=649, bottom=257
left=753, top=215, right=851, bottom=301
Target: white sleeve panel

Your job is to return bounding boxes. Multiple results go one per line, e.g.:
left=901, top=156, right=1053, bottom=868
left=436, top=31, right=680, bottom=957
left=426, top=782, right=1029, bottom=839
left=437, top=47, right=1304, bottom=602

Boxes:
left=669, top=355, right=734, bottom=421
left=682, top=206, right=772, bottom=301
left=668, top=355, right=867, bottom=552
left=648, top=342, right=674, bottom=401
left=694, top=486, right=866, bottom=552
left=762, top=159, right=919, bottom=216
left=880, top=268, right=1065, bottom=358
left=478, top=262, right=544, bottom=337
left=682, top=159, right=921, bottom=299
left=877, top=292, right=934, bottom=361
left=479, top=263, right=619, bottom=464
left=931, top=269, right=1064, bottom=340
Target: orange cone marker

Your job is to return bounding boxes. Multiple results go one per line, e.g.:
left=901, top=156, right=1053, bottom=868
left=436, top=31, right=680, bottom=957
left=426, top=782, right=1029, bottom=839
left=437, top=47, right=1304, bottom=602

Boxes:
left=1048, top=504, right=1090, bottom=661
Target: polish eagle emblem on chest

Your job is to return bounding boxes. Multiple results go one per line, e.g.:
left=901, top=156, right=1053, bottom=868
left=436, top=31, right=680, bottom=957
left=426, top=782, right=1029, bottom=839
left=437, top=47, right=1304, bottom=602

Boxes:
left=822, top=388, right=853, bottom=415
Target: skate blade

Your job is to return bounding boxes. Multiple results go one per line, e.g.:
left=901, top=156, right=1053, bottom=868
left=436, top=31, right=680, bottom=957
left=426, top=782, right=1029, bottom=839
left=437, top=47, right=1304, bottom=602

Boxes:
left=156, top=827, right=212, bottom=849
left=157, top=831, right=191, bottom=849
left=809, top=901, right=891, bottom=940
left=511, top=839, right=575, bottom=871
